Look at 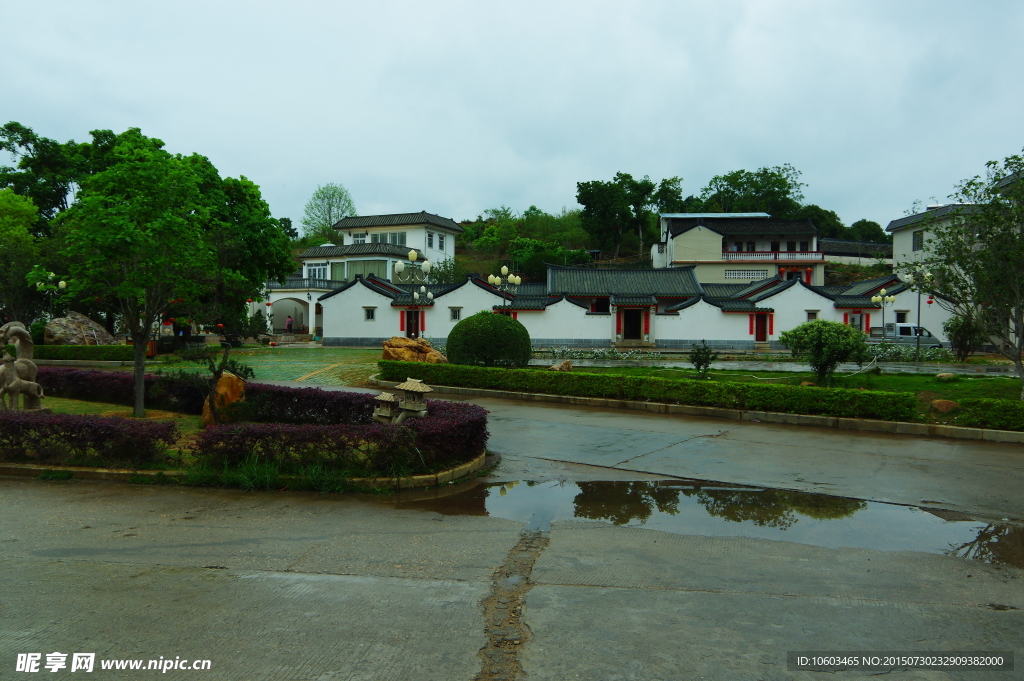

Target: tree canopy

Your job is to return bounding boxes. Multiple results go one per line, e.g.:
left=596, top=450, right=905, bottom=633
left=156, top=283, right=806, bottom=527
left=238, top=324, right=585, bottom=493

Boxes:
left=0, top=188, right=41, bottom=322
left=300, top=182, right=355, bottom=244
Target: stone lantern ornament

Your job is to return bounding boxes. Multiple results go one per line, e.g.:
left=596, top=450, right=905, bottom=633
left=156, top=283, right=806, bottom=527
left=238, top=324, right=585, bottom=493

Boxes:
left=372, top=391, right=399, bottom=423
left=388, top=377, right=433, bottom=423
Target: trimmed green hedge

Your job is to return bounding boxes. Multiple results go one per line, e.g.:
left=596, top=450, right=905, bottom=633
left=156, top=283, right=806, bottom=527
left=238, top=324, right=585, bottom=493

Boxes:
left=5, top=344, right=133, bottom=361
left=378, top=361, right=918, bottom=422
left=954, top=398, right=1024, bottom=432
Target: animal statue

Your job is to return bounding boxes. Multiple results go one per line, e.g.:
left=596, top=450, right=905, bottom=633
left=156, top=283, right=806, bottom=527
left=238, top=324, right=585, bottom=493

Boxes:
left=0, top=321, right=34, bottom=360
left=0, top=353, right=44, bottom=410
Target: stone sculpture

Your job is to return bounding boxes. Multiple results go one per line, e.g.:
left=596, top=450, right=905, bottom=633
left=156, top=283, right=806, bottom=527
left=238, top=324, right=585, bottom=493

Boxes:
left=44, top=311, right=117, bottom=345
left=382, top=336, right=448, bottom=364
left=0, top=353, right=43, bottom=410
left=0, top=321, right=41, bottom=409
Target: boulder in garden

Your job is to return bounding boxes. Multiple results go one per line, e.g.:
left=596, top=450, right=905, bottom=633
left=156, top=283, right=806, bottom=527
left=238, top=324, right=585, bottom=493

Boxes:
left=44, top=311, right=117, bottom=346
left=382, top=336, right=448, bottom=363
left=201, top=371, right=246, bottom=426
left=929, top=399, right=960, bottom=414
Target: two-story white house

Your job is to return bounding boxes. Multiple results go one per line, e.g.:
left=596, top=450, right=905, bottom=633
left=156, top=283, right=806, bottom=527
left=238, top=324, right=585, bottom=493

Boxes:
left=265, top=211, right=463, bottom=334
left=651, top=213, right=826, bottom=285
left=885, top=204, right=974, bottom=268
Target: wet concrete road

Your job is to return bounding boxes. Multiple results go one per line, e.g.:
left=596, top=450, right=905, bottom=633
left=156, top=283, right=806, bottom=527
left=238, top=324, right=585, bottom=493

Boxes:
left=3, top=386, right=1024, bottom=679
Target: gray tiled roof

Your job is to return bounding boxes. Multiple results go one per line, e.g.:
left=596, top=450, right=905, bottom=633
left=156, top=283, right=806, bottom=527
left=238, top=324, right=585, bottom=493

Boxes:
left=664, top=297, right=700, bottom=312
left=494, top=296, right=562, bottom=310
left=832, top=297, right=881, bottom=309
left=819, top=238, right=892, bottom=257
left=298, top=243, right=424, bottom=259
left=700, top=283, right=748, bottom=298
left=711, top=300, right=775, bottom=313
left=547, top=265, right=702, bottom=297
left=610, top=295, right=657, bottom=306
left=730, top=275, right=785, bottom=299
left=885, top=204, right=976, bottom=232
left=667, top=217, right=817, bottom=238
left=333, top=211, right=463, bottom=233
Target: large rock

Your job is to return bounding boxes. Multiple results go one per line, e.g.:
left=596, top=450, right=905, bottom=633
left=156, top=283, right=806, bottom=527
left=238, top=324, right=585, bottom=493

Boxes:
left=930, top=399, right=960, bottom=414
left=547, top=360, right=572, bottom=372
left=935, top=372, right=957, bottom=381
left=201, top=371, right=245, bottom=426
left=44, top=311, right=116, bottom=346
left=382, top=337, right=448, bottom=364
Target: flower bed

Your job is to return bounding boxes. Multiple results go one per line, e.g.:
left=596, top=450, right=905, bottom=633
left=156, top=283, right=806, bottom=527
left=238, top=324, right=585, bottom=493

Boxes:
left=0, top=411, right=177, bottom=467
left=29, top=367, right=489, bottom=476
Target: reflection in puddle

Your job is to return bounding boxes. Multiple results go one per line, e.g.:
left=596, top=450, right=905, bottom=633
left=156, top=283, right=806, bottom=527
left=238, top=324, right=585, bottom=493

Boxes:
left=397, top=480, right=1023, bottom=569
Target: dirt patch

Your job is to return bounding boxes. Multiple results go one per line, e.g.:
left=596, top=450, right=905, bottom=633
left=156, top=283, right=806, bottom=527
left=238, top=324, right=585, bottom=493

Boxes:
left=916, top=391, right=942, bottom=402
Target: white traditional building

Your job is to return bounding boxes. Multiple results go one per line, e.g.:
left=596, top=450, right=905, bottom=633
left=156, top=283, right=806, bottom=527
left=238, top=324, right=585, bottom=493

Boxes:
left=264, top=209, right=951, bottom=347
left=265, top=211, right=463, bottom=334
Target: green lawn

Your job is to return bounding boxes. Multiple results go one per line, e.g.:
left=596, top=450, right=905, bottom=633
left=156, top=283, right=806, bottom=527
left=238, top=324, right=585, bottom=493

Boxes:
left=43, top=396, right=203, bottom=435
left=157, top=347, right=381, bottom=385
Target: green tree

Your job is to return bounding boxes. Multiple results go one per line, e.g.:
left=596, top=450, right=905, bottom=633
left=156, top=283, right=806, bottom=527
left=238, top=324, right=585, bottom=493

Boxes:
left=446, top=311, right=532, bottom=367
left=60, top=129, right=212, bottom=417
left=300, top=182, right=355, bottom=243
left=576, top=178, right=630, bottom=257
left=922, top=151, right=1024, bottom=398
left=699, top=164, right=805, bottom=216
left=848, top=219, right=890, bottom=243
left=789, top=204, right=847, bottom=239
left=428, top=256, right=469, bottom=284
left=778, top=320, right=870, bottom=385
left=0, top=189, right=41, bottom=322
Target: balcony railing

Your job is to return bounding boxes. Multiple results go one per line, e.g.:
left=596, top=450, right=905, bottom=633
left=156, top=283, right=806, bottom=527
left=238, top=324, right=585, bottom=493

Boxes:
left=721, top=251, right=823, bottom=261
left=266, top=278, right=347, bottom=290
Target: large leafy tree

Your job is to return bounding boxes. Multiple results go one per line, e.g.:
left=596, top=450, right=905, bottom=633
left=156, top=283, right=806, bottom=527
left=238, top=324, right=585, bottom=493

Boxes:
left=300, top=182, right=355, bottom=244
left=60, top=129, right=213, bottom=416
left=0, top=189, right=42, bottom=322
left=922, top=151, right=1024, bottom=399
left=848, top=219, right=890, bottom=243
left=577, top=173, right=683, bottom=258
left=698, top=164, right=805, bottom=216
left=789, top=204, right=846, bottom=239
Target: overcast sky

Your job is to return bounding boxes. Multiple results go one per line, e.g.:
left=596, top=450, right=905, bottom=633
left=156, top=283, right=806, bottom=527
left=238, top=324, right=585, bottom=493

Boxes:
left=3, top=1, right=1023, bottom=229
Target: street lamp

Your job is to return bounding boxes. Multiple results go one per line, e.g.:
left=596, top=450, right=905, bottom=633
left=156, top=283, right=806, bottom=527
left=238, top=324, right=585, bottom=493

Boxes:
left=898, top=269, right=933, bottom=361
left=870, top=288, right=897, bottom=336
left=394, top=249, right=431, bottom=285
left=488, top=266, right=520, bottom=307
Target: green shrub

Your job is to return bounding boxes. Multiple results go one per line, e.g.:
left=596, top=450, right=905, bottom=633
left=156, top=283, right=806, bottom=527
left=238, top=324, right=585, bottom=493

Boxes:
left=779, top=320, right=870, bottom=385
left=954, top=398, right=1024, bottom=431
left=446, top=311, right=532, bottom=367
left=5, top=344, right=134, bottom=361
left=378, top=361, right=918, bottom=422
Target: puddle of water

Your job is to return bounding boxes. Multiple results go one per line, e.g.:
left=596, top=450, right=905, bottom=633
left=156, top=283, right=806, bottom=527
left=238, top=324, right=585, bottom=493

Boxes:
left=397, top=480, right=1024, bottom=569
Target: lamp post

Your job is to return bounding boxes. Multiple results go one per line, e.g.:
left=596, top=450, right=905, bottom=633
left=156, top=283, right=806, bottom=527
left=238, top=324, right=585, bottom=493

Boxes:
left=411, top=285, right=434, bottom=305
left=898, top=269, right=933, bottom=362
left=870, top=288, right=897, bottom=337
left=394, top=249, right=431, bottom=285
left=487, top=266, right=521, bottom=307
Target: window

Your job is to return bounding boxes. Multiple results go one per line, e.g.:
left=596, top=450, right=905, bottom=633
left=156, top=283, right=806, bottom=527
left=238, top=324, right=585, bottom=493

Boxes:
left=799, top=241, right=809, bottom=252
left=390, top=231, right=407, bottom=246
left=593, top=298, right=610, bottom=313
left=427, top=232, right=434, bottom=249
left=912, top=230, right=924, bottom=251
left=770, top=241, right=780, bottom=252
left=899, top=326, right=912, bottom=336
left=806, top=311, right=818, bottom=321
left=746, top=242, right=755, bottom=252
left=306, top=263, right=328, bottom=280
left=787, top=241, right=796, bottom=251
left=370, top=232, right=384, bottom=244
left=724, top=270, right=769, bottom=279
left=895, top=311, right=908, bottom=323
left=353, top=233, right=367, bottom=244
left=348, top=260, right=388, bottom=280
left=438, top=234, right=445, bottom=251
left=364, top=307, right=376, bottom=321
left=450, top=307, right=461, bottom=322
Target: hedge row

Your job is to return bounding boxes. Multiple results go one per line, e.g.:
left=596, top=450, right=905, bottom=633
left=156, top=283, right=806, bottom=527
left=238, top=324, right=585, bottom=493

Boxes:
left=378, top=360, right=918, bottom=422
left=0, top=412, right=178, bottom=467
left=954, top=398, right=1024, bottom=432
left=193, top=399, right=488, bottom=475
left=5, top=344, right=134, bottom=361
left=38, top=367, right=208, bottom=414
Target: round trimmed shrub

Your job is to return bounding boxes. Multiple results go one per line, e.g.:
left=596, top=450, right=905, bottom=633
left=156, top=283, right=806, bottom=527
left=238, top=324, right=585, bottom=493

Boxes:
left=446, top=311, right=532, bottom=367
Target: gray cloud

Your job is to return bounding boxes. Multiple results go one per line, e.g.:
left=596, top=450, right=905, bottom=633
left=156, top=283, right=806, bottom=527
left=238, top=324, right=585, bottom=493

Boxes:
left=3, top=0, right=1022, bottom=227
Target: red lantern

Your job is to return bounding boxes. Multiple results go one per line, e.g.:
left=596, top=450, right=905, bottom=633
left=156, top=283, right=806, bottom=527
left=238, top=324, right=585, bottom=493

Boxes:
left=927, top=299, right=934, bottom=305
left=266, top=302, right=272, bottom=307
left=168, top=318, right=176, bottom=323
left=216, top=323, right=224, bottom=328
left=246, top=299, right=253, bottom=303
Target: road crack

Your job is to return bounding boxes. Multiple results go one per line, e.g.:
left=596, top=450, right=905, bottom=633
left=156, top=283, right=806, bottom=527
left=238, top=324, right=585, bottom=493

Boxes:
left=473, top=529, right=550, bottom=681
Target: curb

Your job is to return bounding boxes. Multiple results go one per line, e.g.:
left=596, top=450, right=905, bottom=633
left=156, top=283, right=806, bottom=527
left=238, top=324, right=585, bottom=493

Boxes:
left=0, top=450, right=489, bottom=489
left=369, top=376, right=1024, bottom=445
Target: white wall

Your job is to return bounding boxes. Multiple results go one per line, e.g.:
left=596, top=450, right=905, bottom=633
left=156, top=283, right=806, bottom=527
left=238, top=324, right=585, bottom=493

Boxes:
left=518, top=299, right=614, bottom=346
left=420, top=282, right=505, bottom=341
left=320, top=284, right=396, bottom=341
